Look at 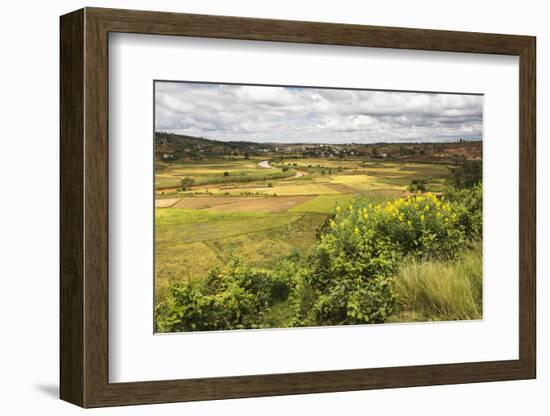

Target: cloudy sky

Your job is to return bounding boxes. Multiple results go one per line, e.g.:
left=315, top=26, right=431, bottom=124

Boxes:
left=155, top=81, right=483, bottom=144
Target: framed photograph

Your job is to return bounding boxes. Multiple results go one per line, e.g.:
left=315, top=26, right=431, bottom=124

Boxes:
left=60, top=7, right=536, bottom=408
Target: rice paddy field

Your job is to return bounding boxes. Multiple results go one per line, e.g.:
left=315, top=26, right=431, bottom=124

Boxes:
left=155, top=156, right=454, bottom=294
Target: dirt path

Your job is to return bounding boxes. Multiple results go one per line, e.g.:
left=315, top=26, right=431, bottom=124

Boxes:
left=155, top=197, right=182, bottom=208
left=258, top=160, right=309, bottom=178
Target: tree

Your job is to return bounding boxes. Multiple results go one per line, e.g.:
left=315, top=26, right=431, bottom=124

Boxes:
left=449, top=159, right=482, bottom=188
left=223, top=171, right=230, bottom=177
left=408, top=179, right=426, bottom=193
left=180, top=177, right=194, bottom=190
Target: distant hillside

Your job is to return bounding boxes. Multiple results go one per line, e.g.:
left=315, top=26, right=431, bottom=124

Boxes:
left=155, top=132, right=482, bottom=163
left=155, top=132, right=272, bottom=161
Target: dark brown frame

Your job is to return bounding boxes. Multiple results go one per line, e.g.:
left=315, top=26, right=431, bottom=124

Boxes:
left=60, top=7, right=536, bottom=408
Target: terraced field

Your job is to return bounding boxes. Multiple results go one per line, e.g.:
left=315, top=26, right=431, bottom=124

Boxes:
left=155, top=156, right=453, bottom=292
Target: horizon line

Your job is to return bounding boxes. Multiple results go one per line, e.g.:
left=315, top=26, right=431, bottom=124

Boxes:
left=154, top=131, right=482, bottom=146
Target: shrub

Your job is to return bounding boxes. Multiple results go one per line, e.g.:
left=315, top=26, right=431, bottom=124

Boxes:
left=180, top=177, right=194, bottom=190
left=336, top=194, right=466, bottom=260
left=449, top=159, right=482, bottom=188
left=298, top=273, right=396, bottom=326
left=298, top=194, right=466, bottom=326
left=155, top=259, right=295, bottom=332
left=445, top=184, right=482, bottom=239
left=408, top=179, right=426, bottom=192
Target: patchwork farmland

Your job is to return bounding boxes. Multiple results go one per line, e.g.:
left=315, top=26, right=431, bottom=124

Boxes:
left=154, top=133, right=481, bottom=296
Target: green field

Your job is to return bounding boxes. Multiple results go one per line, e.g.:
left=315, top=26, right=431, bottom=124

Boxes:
left=155, top=156, right=454, bottom=293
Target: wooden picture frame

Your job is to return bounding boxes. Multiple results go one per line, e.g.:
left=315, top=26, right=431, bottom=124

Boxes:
left=60, top=7, right=536, bottom=408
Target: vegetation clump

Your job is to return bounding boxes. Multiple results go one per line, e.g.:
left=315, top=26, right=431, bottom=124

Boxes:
left=156, top=258, right=295, bottom=332
left=408, top=179, right=427, bottom=192
left=449, top=159, right=482, bottom=189
left=295, top=193, right=466, bottom=326
left=391, top=242, right=482, bottom=322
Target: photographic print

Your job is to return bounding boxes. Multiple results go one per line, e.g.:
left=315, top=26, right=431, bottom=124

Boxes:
left=154, top=81, right=483, bottom=333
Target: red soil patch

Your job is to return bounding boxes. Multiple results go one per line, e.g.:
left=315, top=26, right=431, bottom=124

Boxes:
left=172, top=196, right=264, bottom=209
left=208, top=195, right=314, bottom=213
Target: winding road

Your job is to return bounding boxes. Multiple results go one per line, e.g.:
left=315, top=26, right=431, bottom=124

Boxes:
left=258, top=160, right=308, bottom=178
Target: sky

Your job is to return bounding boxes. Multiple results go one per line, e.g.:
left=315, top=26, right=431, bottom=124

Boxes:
left=155, top=81, right=483, bottom=144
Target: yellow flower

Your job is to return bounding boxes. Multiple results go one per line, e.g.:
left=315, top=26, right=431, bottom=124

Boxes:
left=330, top=220, right=336, bottom=228
left=354, top=227, right=360, bottom=235
left=335, top=206, right=341, bottom=213
left=363, top=212, right=369, bottom=220
left=407, top=220, right=412, bottom=226
left=420, top=215, right=425, bottom=222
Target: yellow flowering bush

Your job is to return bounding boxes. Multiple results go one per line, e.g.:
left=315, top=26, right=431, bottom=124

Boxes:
left=326, top=193, right=465, bottom=261
left=444, top=183, right=482, bottom=239
left=300, top=193, right=467, bottom=326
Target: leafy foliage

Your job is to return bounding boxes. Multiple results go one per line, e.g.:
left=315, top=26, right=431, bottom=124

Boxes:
left=296, top=193, right=466, bottom=326
left=449, top=159, right=482, bottom=188
left=445, top=183, right=482, bottom=239
left=408, top=179, right=427, bottom=192
left=155, top=258, right=296, bottom=332
left=180, top=177, right=194, bottom=190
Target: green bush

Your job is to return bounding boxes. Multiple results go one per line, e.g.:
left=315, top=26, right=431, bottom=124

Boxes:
left=297, top=194, right=467, bottom=326
left=155, top=259, right=294, bottom=332
left=332, top=194, right=466, bottom=260
left=408, top=179, right=427, bottom=192
left=449, top=159, right=482, bottom=188
left=180, top=177, right=194, bottom=190
left=445, top=184, right=482, bottom=239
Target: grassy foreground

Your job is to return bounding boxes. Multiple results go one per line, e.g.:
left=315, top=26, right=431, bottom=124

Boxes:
left=391, top=242, right=482, bottom=323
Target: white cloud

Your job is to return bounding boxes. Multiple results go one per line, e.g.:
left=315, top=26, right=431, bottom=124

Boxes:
left=155, top=82, right=483, bottom=143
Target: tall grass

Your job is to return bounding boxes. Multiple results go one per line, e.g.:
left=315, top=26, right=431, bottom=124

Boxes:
left=392, top=242, right=482, bottom=322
